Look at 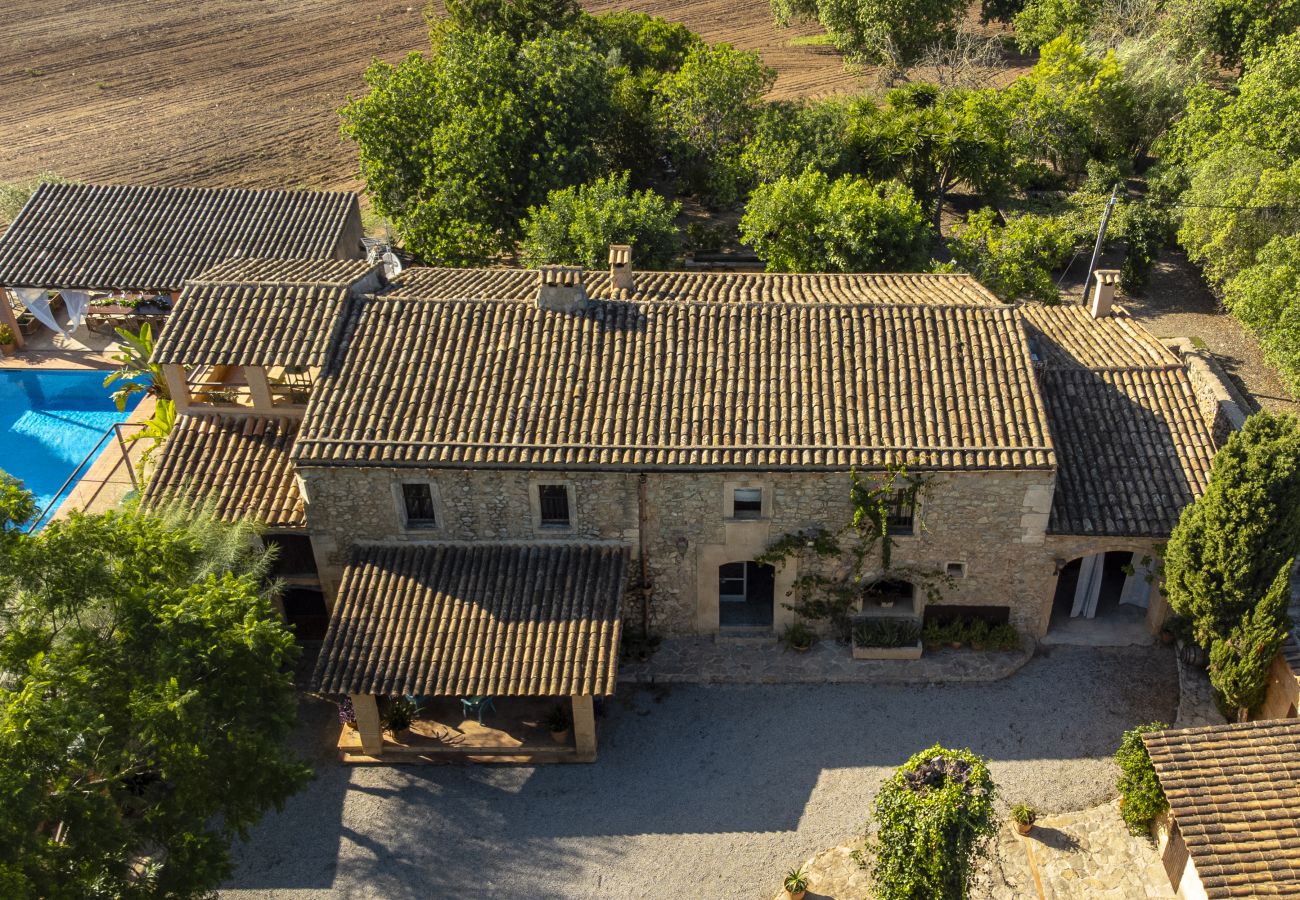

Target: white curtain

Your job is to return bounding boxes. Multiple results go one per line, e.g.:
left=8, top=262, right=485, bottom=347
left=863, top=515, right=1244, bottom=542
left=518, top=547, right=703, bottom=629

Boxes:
left=1119, top=555, right=1154, bottom=608
left=58, top=290, right=90, bottom=331
left=12, top=287, right=66, bottom=336
left=1071, top=553, right=1105, bottom=619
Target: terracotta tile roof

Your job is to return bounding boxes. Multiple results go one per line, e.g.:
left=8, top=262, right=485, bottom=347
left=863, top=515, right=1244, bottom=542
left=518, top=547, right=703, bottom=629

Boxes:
left=153, top=260, right=380, bottom=368
left=1144, top=719, right=1300, bottom=898
left=294, top=296, right=1057, bottom=471
left=1027, top=304, right=1217, bottom=537
left=387, top=267, right=1003, bottom=305
left=0, top=183, right=361, bottom=290
left=143, top=414, right=304, bottom=528
left=312, top=543, right=628, bottom=697
left=1021, top=304, right=1181, bottom=369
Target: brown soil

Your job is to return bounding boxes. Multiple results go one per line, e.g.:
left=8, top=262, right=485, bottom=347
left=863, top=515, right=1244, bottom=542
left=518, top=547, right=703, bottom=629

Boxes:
left=1, top=0, right=875, bottom=192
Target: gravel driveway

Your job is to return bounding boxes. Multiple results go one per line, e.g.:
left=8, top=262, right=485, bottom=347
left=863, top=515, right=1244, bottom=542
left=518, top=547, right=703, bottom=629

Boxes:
left=222, top=645, right=1176, bottom=900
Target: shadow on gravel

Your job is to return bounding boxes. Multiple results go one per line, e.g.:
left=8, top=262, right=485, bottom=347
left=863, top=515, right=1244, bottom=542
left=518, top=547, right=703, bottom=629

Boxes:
left=223, top=644, right=1177, bottom=897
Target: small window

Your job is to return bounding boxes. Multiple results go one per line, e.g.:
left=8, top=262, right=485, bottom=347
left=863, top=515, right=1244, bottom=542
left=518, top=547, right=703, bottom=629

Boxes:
left=733, top=487, right=763, bottom=519
left=401, top=482, right=437, bottom=528
left=886, top=488, right=915, bottom=536
left=537, top=484, right=571, bottom=528
left=946, top=562, right=967, bottom=578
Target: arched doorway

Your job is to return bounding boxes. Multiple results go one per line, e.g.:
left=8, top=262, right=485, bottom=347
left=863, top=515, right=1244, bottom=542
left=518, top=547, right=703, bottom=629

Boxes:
left=718, top=561, right=775, bottom=628
left=1047, top=550, right=1154, bottom=644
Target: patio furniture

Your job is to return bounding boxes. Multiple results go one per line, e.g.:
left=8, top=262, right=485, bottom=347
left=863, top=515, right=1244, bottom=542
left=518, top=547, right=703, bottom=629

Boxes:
left=461, top=695, right=496, bottom=725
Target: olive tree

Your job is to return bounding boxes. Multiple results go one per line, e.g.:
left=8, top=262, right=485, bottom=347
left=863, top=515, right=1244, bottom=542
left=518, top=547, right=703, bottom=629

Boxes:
left=771, top=0, right=967, bottom=68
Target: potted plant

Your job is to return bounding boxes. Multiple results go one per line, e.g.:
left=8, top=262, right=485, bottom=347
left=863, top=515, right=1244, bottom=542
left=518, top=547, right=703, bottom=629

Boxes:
left=783, top=867, right=809, bottom=900
left=781, top=621, right=817, bottom=652
left=967, top=618, right=990, bottom=651
left=16, top=310, right=38, bottom=336
left=1011, top=803, right=1037, bottom=835
left=337, top=696, right=358, bottom=730
left=546, top=703, right=571, bottom=744
left=0, top=324, right=15, bottom=357
left=383, top=697, right=415, bottom=742
left=946, top=620, right=965, bottom=650
left=922, top=619, right=944, bottom=651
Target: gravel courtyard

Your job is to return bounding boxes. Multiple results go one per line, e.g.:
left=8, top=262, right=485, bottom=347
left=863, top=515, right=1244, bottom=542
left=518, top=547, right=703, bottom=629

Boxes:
left=222, top=645, right=1176, bottom=900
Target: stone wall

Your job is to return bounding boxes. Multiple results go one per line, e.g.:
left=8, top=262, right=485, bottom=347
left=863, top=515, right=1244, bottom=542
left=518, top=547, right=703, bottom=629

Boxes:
left=299, top=465, right=1061, bottom=637
left=1164, top=338, right=1249, bottom=445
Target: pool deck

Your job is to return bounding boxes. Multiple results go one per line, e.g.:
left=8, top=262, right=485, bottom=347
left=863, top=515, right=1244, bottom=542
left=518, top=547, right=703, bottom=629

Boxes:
left=1, top=324, right=123, bottom=371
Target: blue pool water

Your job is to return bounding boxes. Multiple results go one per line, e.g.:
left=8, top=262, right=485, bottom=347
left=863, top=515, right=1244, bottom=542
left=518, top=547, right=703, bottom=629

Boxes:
left=0, top=369, right=142, bottom=525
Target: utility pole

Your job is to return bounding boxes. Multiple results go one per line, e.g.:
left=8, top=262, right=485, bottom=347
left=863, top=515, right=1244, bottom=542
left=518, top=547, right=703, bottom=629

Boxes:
left=1081, top=184, right=1120, bottom=303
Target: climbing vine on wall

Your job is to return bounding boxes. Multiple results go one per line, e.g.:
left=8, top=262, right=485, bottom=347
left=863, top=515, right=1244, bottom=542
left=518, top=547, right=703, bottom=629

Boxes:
left=756, top=464, right=950, bottom=639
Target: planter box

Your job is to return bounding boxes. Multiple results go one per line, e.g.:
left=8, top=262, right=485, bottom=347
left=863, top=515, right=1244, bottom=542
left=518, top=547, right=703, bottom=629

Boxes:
left=852, top=640, right=923, bottom=660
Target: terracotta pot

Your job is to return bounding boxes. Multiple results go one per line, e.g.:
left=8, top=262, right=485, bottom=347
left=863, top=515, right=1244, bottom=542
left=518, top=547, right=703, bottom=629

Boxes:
left=0, top=342, right=15, bottom=357
left=1160, top=629, right=1174, bottom=644
left=971, top=642, right=986, bottom=651
left=390, top=728, right=411, bottom=743
left=785, top=890, right=806, bottom=900
left=1016, top=821, right=1033, bottom=836
left=948, top=641, right=963, bottom=649
left=550, top=727, right=571, bottom=744
left=791, top=642, right=813, bottom=653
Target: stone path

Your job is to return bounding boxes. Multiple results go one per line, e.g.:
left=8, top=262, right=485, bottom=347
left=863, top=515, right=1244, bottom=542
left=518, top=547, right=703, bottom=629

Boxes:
left=774, top=801, right=1174, bottom=900
left=619, top=636, right=1033, bottom=685
left=1174, top=651, right=1226, bottom=729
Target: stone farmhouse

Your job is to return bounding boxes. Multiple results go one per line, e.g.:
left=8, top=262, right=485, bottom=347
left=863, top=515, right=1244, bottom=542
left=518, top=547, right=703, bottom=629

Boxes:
left=137, top=240, right=1239, bottom=758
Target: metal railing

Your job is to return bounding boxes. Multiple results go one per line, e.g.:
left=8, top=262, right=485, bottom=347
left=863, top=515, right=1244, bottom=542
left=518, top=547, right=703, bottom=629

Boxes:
left=25, top=421, right=145, bottom=533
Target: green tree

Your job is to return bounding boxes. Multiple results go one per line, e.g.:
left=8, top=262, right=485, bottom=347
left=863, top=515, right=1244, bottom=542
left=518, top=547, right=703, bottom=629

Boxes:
left=1012, top=0, right=1097, bottom=51
left=341, top=25, right=613, bottom=265
left=740, top=170, right=931, bottom=273
left=0, top=174, right=76, bottom=227
left=654, top=43, right=775, bottom=204
left=1178, top=148, right=1300, bottom=285
left=1115, top=722, right=1169, bottom=835
left=1201, top=0, right=1300, bottom=72
left=948, top=207, right=1074, bottom=302
left=442, top=0, right=582, bottom=40
left=771, top=0, right=967, bottom=68
left=869, top=744, right=998, bottom=900
left=740, top=98, right=861, bottom=185
left=1163, top=412, right=1300, bottom=646
left=1224, top=234, right=1300, bottom=394
left=520, top=172, right=681, bottom=269
left=0, top=493, right=309, bottom=897
left=1208, top=561, right=1293, bottom=720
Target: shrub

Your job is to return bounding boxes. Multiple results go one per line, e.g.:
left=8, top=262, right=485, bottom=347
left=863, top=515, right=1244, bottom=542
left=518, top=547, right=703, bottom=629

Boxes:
left=782, top=620, right=819, bottom=650
left=870, top=745, right=998, bottom=899
left=948, top=207, right=1074, bottom=302
left=853, top=617, right=922, bottom=648
left=1115, top=722, right=1169, bottom=834
left=770, top=0, right=968, bottom=68
left=383, top=696, right=416, bottom=733
left=1223, top=234, right=1300, bottom=395
left=1010, top=802, right=1037, bottom=826
left=741, top=170, right=932, bottom=273
left=987, top=623, right=1023, bottom=651
left=1208, top=561, right=1294, bottom=719
left=520, top=172, right=680, bottom=269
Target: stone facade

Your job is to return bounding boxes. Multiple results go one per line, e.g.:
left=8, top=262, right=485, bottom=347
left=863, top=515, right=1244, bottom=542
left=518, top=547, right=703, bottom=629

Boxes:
left=299, top=464, right=1063, bottom=638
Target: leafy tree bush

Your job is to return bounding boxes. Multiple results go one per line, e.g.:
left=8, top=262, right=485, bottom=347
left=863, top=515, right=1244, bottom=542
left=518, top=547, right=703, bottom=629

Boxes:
left=1224, top=234, right=1300, bottom=394
left=342, top=26, right=613, bottom=265
left=1163, top=412, right=1300, bottom=647
left=1115, top=722, right=1169, bottom=835
left=770, top=0, right=967, bottom=68
left=0, top=492, right=310, bottom=896
left=520, top=172, right=681, bottom=269
left=869, top=744, right=998, bottom=900
left=655, top=43, right=774, bottom=204
left=1012, top=0, right=1096, bottom=51
left=1199, top=0, right=1300, bottom=72
left=1178, top=148, right=1300, bottom=284
left=0, top=173, right=75, bottom=227
left=740, top=98, right=861, bottom=185
left=1208, top=561, right=1294, bottom=719
left=740, top=170, right=931, bottom=273
left=1000, top=36, right=1131, bottom=179
left=443, top=0, right=582, bottom=40
left=1118, top=201, right=1174, bottom=294
left=948, top=207, right=1074, bottom=302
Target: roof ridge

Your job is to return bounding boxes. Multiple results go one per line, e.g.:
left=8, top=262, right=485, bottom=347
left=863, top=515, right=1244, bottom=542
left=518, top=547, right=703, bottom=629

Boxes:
left=363, top=293, right=1015, bottom=312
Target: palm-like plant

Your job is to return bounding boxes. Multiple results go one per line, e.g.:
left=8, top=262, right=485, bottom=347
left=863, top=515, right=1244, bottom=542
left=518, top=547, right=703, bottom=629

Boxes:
left=103, top=323, right=170, bottom=411
left=126, top=399, right=176, bottom=475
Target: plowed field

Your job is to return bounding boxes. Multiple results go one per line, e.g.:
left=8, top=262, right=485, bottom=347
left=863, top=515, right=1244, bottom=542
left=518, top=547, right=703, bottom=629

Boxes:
left=1, top=0, right=866, bottom=191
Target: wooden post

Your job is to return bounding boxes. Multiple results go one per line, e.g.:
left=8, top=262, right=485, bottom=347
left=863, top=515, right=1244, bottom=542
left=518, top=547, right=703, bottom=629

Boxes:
left=244, top=365, right=274, bottom=411
left=350, top=694, right=384, bottom=756
left=162, top=364, right=191, bottom=412
left=0, top=288, right=25, bottom=350
left=571, top=695, right=597, bottom=762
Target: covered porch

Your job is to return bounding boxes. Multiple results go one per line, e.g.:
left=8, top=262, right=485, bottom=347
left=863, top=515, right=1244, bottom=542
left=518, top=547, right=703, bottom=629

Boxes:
left=313, top=542, right=628, bottom=764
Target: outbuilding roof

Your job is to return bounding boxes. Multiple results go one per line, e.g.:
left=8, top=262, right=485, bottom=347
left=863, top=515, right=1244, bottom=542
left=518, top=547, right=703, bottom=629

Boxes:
left=1024, top=304, right=1217, bottom=537
left=142, top=414, right=304, bottom=528
left=386, top=267, right=1003, bottom=305
left=1144, top=719, right=1300, bottom=898
left=152, top=259, right=380, bottom=368
left=312, top=542, right=627, bottom=697
left=293, top=294, right=1057, bottom=471
left=0, top=183, right=361, bottom=290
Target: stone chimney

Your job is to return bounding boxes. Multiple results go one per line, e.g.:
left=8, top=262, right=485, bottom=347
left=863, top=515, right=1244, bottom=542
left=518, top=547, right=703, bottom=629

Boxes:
left=1089, top=269, right=1120, bottom=319
left=609, top=243, right=634, bottom=292
left=537, top=265, right=587, bottom=313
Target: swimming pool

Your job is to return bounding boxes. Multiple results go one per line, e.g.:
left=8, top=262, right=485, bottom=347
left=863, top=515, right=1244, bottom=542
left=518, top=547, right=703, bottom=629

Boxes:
left=0, top=369, right=142, bottom=526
